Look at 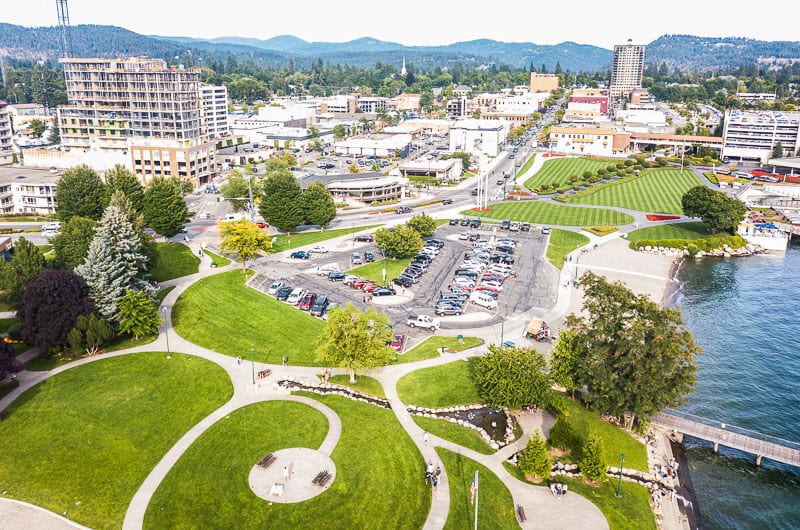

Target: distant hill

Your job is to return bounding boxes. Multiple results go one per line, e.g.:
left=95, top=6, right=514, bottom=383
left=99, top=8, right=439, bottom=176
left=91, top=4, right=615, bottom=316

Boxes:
left=2, top=24, right=800, bottom=73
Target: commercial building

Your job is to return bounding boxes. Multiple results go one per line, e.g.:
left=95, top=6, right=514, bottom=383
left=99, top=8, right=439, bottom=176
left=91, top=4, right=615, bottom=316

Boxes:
left=336, top=133, right=411, bottom=157
left=398, top=158, right=463, bottom=184
left=0, top=166, right=59, bottom=215
left=449, top=119, right=507, bottom=157
left=0, top=101, right=12, bottom=164
left=200, top=84, right=230, bottom=139
left=298, top=172, right=409, bottom=203
left=549, top=126, right=630, bottom=157
left=610, top=40, right=645, bottom=100
left=722, top=110, right=800, bottom=163
left=529, top=73, right=559, bottom=93
left=390, top=93, right=421, bottom=112
left=446, top=96, right=468, bottom=119
left=357, top=97, right=387, bottom=113
left=569, top=89, right=609, bottom=114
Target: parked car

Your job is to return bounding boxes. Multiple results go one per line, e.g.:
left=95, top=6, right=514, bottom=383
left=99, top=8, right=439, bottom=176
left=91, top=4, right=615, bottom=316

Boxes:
left=286, top=288, right=307, bottom=305
left=500, top=219, right=511, bottom=230
left=541, top=226, right=551, bottom=235
left=310, top=295, right=329, bottom=317
left=290, top=250, right=310, bottom=259
left=352, top=252, right=363, bottom=265
left=469, top=219, right=482, bottom=228
left=322, top=302, right=338, bottom=321
left=298, top=292, right=318, bottom=311
left=390, top=332, right=406, bottom=352
left=435, top=304, right=464, bottom=316
left=441, top=198, right=454, bottom=205
left=354, top=233, right=375, bottom=242
left=372, top=287, right=397, bottom=296
left=521, top=222, right=531, bottom=232
left=364, top=251, right=375, bottom=263
left=328, top=271, right=347, bottom=281
left=392, top=276, right=414, bottom=288
left=276, top=286, right=293, bottom=301
left=267, top=281, right=284, bottom=295
left=449, top=219, right=460, bottom=226
left=460, top=218, right=471, bottom=226
left=509, top=222, right=520, bottom=232
left=309, top=244, right=329, bottom=253
left=395, top=206, right=412, bottom=214
left=470, top=290, right=498, bottom=309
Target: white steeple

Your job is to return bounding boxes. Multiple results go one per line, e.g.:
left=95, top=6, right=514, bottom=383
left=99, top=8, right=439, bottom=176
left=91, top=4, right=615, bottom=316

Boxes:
left=401, top=57, right=407, bottom=77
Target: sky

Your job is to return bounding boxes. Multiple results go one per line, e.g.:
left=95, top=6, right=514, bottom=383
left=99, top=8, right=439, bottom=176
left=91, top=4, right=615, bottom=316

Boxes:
left=4, top=0, right=800, bottom=50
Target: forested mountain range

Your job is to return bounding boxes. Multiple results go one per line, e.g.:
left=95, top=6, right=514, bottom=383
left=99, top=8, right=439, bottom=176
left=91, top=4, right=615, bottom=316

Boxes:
left=2, top=23, right=800, bottom=73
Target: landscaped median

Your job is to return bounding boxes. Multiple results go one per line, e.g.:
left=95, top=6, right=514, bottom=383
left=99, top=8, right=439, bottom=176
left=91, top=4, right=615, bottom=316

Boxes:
left=462, top=202, right=634, bottom=227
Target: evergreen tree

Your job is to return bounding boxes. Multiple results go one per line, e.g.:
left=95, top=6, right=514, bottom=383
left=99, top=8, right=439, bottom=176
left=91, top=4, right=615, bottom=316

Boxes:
left=0, top=236, right=45, bottom=307
left=109, top=191, right=157, bottom=270
left=104, top=165, right=145, bottom=212
left=143, top=177, right=189, bottom=238
left=579, top=433, right=607, bottom=483
left=302, top=180, right=336, bottom=229
left=549, top=414, right=580, bottom=452
left=55, top=165, right=107, bottom=222
left=518, top=431, right=551, bottom=479
left=117, top=289, right=162, bottom=340
left=259, top=170, right=304, bottom=232
left=67, top=313, right=114, bottom=356
left=50, top=216, right=96, bottom=270
left=75, top=205, right=151, bottom=323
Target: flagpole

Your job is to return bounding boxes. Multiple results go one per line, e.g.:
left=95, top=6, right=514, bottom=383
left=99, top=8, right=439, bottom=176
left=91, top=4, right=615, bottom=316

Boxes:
left=474, top=470, right=479, bottom=530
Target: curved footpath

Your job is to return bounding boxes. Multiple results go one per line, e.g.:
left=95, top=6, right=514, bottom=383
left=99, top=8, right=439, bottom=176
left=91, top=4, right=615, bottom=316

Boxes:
left=0, top=206, right=684, bottom=529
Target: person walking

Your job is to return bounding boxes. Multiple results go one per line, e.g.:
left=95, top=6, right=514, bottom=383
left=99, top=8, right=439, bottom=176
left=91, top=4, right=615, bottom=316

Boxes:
left=423, top=432, right=429, bottom=446
left=282, top=356, right=288, bottom=366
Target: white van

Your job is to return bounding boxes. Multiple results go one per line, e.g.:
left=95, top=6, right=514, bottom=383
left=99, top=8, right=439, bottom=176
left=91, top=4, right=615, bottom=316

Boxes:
left=316, top=263, right=341, bottom=275
left=221, top=213, right=245, bottom=222
left=470, top=291, right=498, bottom=310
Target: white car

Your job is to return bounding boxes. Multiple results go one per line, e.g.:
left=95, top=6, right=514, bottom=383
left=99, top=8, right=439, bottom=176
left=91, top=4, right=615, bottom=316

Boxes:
left=267, top=281, right=284, bottom=295
left=458, top=232, right=470, bottom=240
left=453, top=277, right=476, bottom=288
left=286, top=288, right=307, bottom=306
left=310, top=245, right=329, bottom=254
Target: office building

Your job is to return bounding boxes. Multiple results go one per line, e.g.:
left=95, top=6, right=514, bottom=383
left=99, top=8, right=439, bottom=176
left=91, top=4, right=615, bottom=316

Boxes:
left=610, top=40, right=645, bottom=100
left=449, top=119, right=507, bottom=157
left=722, top=110, right=800, bottom=163
left=0, top=101, right=12, bottom=164
left=200, top=84, right=230, bottom=139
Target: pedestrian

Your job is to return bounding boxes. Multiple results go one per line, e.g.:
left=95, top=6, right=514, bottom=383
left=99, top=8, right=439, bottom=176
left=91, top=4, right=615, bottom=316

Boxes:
left=282, top=356, right=288, bottom=366
left=198, top=248, right=203, bottom=257
left=283, top=465, right=290, bottom=482
left=432, top=475, right=439, bottom=491
left=236, top=355, right=242, bottom=366
left=423, top=432, right=429, bottom=446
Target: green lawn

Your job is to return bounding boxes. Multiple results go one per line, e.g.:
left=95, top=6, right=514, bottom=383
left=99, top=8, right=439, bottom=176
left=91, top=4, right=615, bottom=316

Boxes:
left=463, top=202, right=633, bottom=227
left=270, top=224, right=383, bottom=253
left=329, top=374, right=386, bottom=398
left=172, top=270, right=325, bottom=365
left=515, top=154, right=536, bottom=178
left=348, top=257, right=411, bottom=283
left=627, top=221, right=713, bottom=242
left=397, top=359, right=482, bottom=407
left=547, top=229, right=590, bottom=269
left=568, top=169, right=702, bottom=214
left=148, top=242, right=200, bottom=283
left=0, top=317, right=20, bottom=334
left=145, top=393, right=430, bottom=529
left=524, top=157, right=617, bottom=190
left=395, top=336, right=483, bottom=364
left=202, top=248, right=231, bottom=267
left=0, top=352, right=232, bottom=529
left=437, top=448, right=517, bottom=530
left=0, top=379, right=19, bottom=399
left=155, top=285, right=175, bottom=303
left=414, top=416, right=494, bottom=455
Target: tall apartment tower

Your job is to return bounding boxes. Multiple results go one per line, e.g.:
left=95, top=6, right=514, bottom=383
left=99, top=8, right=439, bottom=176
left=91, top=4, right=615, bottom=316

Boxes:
left=56, top=57, right=222, bottom=186
left=610, top=40, right=645, bottom=101
left=0, top=101, right=12, bottom=164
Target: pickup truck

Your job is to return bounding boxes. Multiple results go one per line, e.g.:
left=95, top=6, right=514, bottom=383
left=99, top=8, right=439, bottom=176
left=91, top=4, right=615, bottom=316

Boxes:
left=405, top=314, right=441, bottom=331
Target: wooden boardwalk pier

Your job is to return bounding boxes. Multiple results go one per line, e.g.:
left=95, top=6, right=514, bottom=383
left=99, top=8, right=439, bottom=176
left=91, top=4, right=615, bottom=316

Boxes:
left=652, top=408, right=800, bottom=468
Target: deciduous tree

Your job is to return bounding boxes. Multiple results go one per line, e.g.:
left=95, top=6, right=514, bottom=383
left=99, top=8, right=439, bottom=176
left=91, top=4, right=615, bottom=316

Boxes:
left=220, top=170, right=252, bottom=213
left=681, top=185, right=746, bottom=233
left=219, top=219, right=272, bottom=272
left=143, top=177, right=189, bottom=238
left=302, top=180, right=336, bottom=229
left=0, top=237, right=45, bottom=307
left=50, top=216, right=96, bottom=270
left=315, top=303, right=396, bottom=382
left=564, top=272, right=701, bottom=429
left=0, top=342, right=22, bottom=380
left=406, top=212, right=437, bottom=237
left=117, top=289, right=161, bottom=341
left=473, top=344, right=552, bottom=409
left=374, top=224, right=423, bottom=258
left=259, top=170, right=304, bottom=232
left=55, top=165, right=107, bottom=222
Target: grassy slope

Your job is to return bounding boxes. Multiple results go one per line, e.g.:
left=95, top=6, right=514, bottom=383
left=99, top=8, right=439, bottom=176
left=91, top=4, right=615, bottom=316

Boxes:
left=627, top=221, right=713, bottom=242
left=414, top=416, right=494, bottom=455
left=524, top=157, right=616, bottom=190
left=397, top=359, right=482, bottom=407
left=547, top=229, right=590, bottom=269
left=172, top=270, right=325, bottom=365
left=329, top=374, right=386, bottom=399
left=464, top=201, right=633, bottom=227
left=148, top=242, right=200, bottom=283
left=0, top=353, right=232, bottom=529
left=395, top=336, right=483, bottom=365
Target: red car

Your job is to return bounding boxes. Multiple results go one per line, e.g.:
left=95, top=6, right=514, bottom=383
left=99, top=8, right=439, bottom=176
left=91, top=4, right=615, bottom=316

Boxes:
left=353, top=278, right=372, bottom=290
left=390, top=333, right=406, bottom=352
left=255, top=221, right=268, bottom=228
left=362, top=282, right=379, bottom=292
left=297, top=293, right=317, bottom=311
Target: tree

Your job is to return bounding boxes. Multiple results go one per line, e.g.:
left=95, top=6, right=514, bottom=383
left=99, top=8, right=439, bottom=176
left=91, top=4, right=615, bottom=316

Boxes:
left=549, top=329, right=580, bottom=398
left=302, top=181, right=336, bottom=229
left=143, top=177, right=189, bottom=238
left=104, top=165, right=144, bottom=212
left=47, top=123, right=60, bottom=145
left=374, top=224, right=423, bottom=259
left=772, top=141, right=784, bottom=159
left=406, top=212, right=437, bottom=237
left=76, top=204, right=151, bottom=323
left=549, top=414, right=580, bottom=452
left=0, top=341, right=23, bottom=380
left=50, top=216, right=97, bottom=270
left=473, top=344, right=552, bottom=409
left=29, top=118, right=46, bottom=138
left=67, top=313, right=114, bottom=356
left=315, top=303, right=396, bottom=382
left=220, top=170, right=252, bottom=212
left=0, top=237, right=45, bottom=308
left=579, top=433, right=607, bottom=483
left=19, top=269, right=94, bottom=350
left=518, top=431, right=551, bottom=479
left=220, top=219, right=272, bottom=272
left=55, top=165, right=107, bottom=222
left=108, top=191, right=157, bottom=270
left=564, top=272, right=701, bottom=429
left=681, top=185, right=747, bottom=233
left=333, top=124, right=348, bottom=140
left=117, top=289, right=161, bottom=340
left=259, top=170, right=304, bottom=232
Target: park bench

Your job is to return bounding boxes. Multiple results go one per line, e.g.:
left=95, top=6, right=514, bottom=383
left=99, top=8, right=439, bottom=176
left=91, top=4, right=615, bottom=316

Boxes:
left=516, top=504, right=526, bottom=523
left=312, top=470, right=331, bottom=486
left=257, top=369, right=272, bottom=380
left=258, top=453, right=276, bottom=468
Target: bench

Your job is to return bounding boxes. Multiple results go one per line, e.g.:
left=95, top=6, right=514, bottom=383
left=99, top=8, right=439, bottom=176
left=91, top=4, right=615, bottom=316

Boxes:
left=517, top=504, right=526, bottom=523
left=258, top=453, right=276, bottom=469
left=257, top=369, right=272, bottom=380
left=312, top=470, right=331, bottom=486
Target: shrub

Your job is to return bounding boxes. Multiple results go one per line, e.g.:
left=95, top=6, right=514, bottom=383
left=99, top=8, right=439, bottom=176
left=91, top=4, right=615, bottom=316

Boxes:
left=549, top=414, right=581, bottom=452
left=588, top=175, right=600, bottom=184
left=597, top=168, right=607, bottom=177
left=624, top=159, right=634, bottom=166
left=547, top=392, right=571, bottom=416
left=579, top=433, right=607, bottom=482
left=582, top=171, right=593, bottom=179
left=616, top=163, right=625, bottom=170
left=519, top=431, right=551, bottom=479
left=569, top=175, right=579, bottom=182
left=572, top=185, right=581, bottom=191
left=606, top=164, right=616, bottom=172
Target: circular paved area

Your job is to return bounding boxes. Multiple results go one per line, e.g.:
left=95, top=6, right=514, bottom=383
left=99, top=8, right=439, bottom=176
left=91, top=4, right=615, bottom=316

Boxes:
left=248, top=447, right=336, bottom=503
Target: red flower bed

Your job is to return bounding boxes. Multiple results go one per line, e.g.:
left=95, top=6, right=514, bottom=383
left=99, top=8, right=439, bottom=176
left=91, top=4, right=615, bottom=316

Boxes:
left=646, top=214, right=681, bottom=221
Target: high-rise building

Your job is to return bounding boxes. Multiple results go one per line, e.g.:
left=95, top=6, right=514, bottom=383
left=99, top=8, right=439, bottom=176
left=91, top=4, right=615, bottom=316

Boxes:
left=610, top=40, right=645, bottom=100
left=0, top=101, right=12, bottom=164
left=54, top=57, right=225, bottom=185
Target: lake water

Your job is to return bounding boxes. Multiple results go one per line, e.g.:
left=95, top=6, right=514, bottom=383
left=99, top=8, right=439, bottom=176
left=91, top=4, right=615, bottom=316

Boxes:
left=671, top=243, right=800, bottom=529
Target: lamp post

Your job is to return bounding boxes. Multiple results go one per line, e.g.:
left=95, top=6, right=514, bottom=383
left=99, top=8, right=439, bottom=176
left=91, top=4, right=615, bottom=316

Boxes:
left=162, top=306, right=170, bottom=359
left=616, top=452, right=625, bottom=497
left=250, top=347, right=255, bottom=385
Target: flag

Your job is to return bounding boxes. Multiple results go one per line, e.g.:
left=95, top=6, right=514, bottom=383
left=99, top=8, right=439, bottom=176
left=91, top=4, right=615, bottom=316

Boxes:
left=469, top=470, right=478, bottom=505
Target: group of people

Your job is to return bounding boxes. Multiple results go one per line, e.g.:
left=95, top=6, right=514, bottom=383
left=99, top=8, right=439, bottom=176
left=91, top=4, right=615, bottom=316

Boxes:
left=549, top=483, right=568, bottom=497
left=659, top=457, right=680, bottom=480
left=424, top=462, right=442, bottom=491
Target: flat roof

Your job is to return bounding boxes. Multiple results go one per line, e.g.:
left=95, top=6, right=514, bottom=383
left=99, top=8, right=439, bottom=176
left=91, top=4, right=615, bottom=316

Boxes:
left=0, top=166, right=62, bottom=184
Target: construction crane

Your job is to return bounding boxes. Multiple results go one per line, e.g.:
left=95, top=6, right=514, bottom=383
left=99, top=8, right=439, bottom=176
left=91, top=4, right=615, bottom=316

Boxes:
left=56, top=0, right=74, bottom=58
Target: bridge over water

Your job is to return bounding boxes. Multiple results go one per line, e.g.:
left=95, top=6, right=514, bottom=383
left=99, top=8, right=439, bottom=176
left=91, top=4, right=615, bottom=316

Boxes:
left=652, top=408, right=800, bottom=468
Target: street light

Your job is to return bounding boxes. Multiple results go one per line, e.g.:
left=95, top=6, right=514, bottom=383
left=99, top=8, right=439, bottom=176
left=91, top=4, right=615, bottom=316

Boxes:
left=616, top=452, right=625, bottom=497
left=162, top=306, right=171, bottom=359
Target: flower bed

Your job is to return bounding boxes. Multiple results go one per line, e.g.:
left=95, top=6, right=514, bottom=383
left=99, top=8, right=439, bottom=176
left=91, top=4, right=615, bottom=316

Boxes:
left=645, top=214, right=681, bottom=221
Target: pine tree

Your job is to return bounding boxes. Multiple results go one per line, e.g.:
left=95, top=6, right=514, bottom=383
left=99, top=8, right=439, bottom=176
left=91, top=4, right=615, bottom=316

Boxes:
left=76, top=205, right=151, bottom=323
left=104, top=165, right=145, bottom=212
left=579, top=433, right=607, bottom=483
left=518, top=431, right=551, bottom=479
